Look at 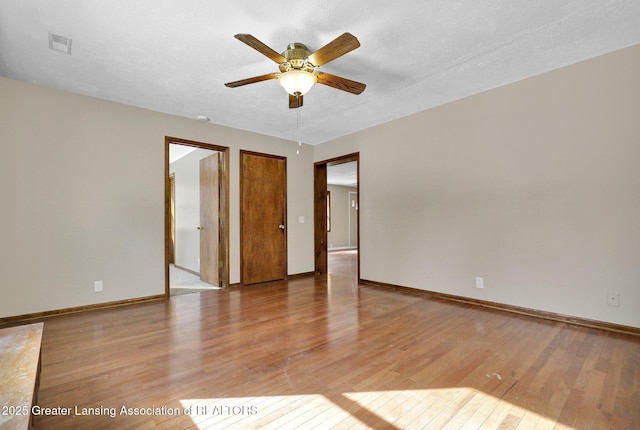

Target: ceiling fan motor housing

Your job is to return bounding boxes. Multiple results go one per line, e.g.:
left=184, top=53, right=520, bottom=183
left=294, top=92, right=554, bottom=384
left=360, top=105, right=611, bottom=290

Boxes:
left=280, top=43, right=314, bottom=72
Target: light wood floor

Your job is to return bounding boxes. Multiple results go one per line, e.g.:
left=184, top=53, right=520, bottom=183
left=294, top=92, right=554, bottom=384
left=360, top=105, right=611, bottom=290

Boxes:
left=28, top=255, right=640, bottom=429
left=328, top=249, right=359, bottom=278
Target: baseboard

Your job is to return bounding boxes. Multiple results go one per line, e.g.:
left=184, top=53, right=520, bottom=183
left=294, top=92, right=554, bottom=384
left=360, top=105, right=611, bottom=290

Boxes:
left=0, top=295, right=166, bottom=327
left=226, top=271, right=314, bottom=289
left=173, top=264, right=200, bottom=277
left=287, top=271, right=315, bottom=280
left=359, top=279, right=640, bottom=337
left=328, top=247, right=357, bottom=252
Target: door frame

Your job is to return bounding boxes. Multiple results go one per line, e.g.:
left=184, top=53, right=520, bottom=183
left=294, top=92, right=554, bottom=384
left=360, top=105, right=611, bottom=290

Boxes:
left=239, top=150, right=288, bottom=285
left=164, top=137, right=230, bottom=296
left=314, top=152, right=360, bottom=280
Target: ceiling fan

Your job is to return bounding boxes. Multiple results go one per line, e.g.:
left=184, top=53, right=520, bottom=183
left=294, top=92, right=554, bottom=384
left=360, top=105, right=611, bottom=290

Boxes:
left=225, top=33, right=366, bottom=109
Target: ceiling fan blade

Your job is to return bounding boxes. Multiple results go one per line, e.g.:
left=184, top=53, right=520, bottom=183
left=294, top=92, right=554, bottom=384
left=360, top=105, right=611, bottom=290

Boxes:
left=308, top=33, right=360, bottom=67
left=234, top=34, right=287, bottom=64
left=289, top=94, right=303, bottom=109
left=316, top=72, right=366, bottom=95
left=224, top=73, right=279, bottom=88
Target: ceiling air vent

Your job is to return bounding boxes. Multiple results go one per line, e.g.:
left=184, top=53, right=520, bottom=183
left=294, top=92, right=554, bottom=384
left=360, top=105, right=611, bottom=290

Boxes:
left=48, top=32, right=72, bottom=55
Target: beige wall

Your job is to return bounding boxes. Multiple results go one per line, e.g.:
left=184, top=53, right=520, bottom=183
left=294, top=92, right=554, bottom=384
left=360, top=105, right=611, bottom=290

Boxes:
left=0, top=77, right=314, bottom=318
left=315, top=44, right=640, bottom=328
left=2, top=43, right=639, bottom=328
left=327, top=184, right=357, bottom=249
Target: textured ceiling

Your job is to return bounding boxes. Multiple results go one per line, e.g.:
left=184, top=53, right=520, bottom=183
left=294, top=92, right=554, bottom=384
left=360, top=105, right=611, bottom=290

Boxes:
left=1, top=1, right=639, bottom=144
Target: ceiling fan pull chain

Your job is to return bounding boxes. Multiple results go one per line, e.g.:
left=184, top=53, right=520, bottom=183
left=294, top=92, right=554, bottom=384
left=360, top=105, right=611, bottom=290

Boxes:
left=296, top=99, right=302, bottom=155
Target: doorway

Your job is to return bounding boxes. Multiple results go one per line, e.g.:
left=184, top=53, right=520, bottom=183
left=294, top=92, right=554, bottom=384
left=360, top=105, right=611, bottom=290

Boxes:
left=165, top=137, right=230, bottom=297
left=314, top=153, right=360, bottom=280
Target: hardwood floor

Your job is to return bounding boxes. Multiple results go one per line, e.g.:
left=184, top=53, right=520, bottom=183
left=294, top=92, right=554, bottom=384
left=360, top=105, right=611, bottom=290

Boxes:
left=22, top=261, right=640, bottom=429
left=328, top=249, right=358, bottom=278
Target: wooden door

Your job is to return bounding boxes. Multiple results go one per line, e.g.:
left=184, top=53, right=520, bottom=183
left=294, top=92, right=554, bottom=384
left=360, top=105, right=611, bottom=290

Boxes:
left=169, top=174, right=176, bottom=264
left=314, top=163, right=328, bottom=275
left=241, top=151, right=287, bottom=284
left=199, top=153, right=220, bottom=286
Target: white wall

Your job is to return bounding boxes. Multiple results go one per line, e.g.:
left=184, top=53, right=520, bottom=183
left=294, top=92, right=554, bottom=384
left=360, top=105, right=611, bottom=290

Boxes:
left=0, top=76, right=314, bottom=318
left=315, top=44, right=640, bottom=328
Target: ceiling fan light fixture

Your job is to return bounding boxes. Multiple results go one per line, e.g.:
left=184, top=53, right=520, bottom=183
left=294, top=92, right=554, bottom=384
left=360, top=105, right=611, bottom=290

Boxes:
left=278, top=70, right=317, bottom=96
left=225, top=33, right=365, bottom=109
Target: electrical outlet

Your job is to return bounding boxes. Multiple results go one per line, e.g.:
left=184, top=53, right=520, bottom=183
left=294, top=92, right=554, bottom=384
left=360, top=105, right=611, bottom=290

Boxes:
left=94, top=280, right=103, bottom=292
left=607, top=292, right=619, bottom=307
left=476, top=277, right=484, bottom=289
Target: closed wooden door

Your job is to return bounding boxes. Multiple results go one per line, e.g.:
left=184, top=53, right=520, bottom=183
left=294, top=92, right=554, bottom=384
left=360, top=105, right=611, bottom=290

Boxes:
left=241, top=151, right=287, bottom=284
left=200, top=153, right=220, bottom=286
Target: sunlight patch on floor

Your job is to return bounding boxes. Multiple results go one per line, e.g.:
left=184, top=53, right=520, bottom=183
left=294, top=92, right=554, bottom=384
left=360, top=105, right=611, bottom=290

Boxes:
left=181, top=387, right=576, bottom=429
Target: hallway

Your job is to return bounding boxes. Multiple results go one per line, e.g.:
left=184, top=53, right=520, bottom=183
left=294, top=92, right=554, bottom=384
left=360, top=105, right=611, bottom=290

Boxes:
left=328, top=249, right=358, bottom=278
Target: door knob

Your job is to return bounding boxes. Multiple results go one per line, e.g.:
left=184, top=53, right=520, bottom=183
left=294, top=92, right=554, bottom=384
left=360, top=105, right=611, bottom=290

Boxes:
left=279, top=224, right=285, bottom=230
left=197, top=226, right=202, bottom=230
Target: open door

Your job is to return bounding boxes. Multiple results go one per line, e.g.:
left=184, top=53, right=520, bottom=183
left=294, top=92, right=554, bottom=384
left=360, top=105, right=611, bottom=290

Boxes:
left=169, top=174, right=176, bottom=264
left=314, top=163, right=328, bottom=275
left=165, top=137, right=230, bottom=296
left=199, top=153, right=220, bottom=286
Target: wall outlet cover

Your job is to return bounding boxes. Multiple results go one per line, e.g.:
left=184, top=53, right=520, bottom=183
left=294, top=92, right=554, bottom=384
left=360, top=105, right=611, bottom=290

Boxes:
left=607, top=292, right=620, bottom=307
